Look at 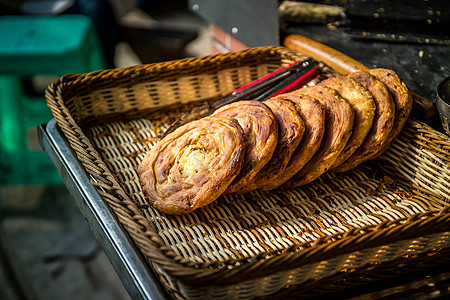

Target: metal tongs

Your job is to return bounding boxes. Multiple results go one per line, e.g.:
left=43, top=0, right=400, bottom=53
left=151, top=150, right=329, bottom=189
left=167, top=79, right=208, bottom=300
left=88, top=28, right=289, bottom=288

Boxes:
left=162, top=58, right=320, bottom=137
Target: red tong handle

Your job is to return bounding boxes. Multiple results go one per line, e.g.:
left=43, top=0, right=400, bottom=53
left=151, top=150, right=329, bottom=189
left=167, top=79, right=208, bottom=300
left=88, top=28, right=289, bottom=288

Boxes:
left=272, top=68, right=319, bottom=97
left=232, top=60, right=305, bottom=95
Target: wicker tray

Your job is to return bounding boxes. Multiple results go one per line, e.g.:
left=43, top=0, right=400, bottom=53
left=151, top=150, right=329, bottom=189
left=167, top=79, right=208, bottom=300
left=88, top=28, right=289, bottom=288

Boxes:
left=45, top=46, right=450, bottom=299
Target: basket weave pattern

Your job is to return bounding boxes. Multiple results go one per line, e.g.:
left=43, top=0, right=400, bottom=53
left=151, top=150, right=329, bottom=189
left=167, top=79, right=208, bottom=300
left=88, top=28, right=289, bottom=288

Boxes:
left=46, top=47, right=450, bottom=299
left=87, top=117, right=450, bottom=262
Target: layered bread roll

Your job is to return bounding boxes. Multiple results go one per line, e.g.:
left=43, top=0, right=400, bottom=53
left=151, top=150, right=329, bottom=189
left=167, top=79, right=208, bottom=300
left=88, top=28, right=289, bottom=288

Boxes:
left=212, top=100, right=278, bottom=193
left=138, top=67, right=413, bottom=214
left=368, top=68, right=413, bottom=155
left=138, top=117, right=246, bottom=214
left=240, top=98, right=305, bottom=193
left=263, top=94, right=325, bottom=190
left=284, top=85, right=354, bottom=187
left=319, top=76, right=376, bottom=169
left=333, top=71, right=396, bottom=172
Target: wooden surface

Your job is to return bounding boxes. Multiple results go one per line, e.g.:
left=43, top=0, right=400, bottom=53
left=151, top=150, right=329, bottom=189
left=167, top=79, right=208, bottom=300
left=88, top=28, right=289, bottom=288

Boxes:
left=284, top=34, right=436, bottom=119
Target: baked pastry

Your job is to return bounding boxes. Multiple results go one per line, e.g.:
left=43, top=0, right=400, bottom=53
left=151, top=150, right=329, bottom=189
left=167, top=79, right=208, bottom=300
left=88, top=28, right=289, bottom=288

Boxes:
left=368, top=68, right=413, bottom=154
left=333, top=71, right=396, bottom=172
left=212, top=100, right=278, bottom=193
left=262, top=93, right=325, bottom=190
left=319, top=76, right=376, bottom=169
left=138, top=117, right=246, bottom=214
left=284, top=85, right=354, bottom=187
left=240, top=97, right=305, bottom=193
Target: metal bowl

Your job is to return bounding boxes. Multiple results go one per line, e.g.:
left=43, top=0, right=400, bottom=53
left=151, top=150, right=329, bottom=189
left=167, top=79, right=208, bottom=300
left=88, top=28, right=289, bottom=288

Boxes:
left=436, top=76, right=450, bottom=136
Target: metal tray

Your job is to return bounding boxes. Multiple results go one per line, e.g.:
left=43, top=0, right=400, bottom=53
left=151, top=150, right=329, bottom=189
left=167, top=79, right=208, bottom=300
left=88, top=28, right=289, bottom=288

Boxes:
left=38, top=119, right=168, bottom=300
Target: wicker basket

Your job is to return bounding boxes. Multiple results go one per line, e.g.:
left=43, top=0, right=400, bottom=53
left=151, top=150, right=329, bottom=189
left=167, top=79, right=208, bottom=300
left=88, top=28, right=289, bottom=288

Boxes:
left=45, top=46, right=450, bottom=299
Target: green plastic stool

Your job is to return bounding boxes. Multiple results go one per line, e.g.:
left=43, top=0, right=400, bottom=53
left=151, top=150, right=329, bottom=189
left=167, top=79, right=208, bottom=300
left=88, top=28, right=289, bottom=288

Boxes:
left=0, top=14, right=106, bottom=75
left=0, top=15, right=107, bottom=185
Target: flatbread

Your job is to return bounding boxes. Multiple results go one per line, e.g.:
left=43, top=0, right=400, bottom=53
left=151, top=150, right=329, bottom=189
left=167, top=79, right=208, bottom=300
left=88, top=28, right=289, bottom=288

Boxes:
left=284, top=85, right=354, bottom=187
left=263, top=93, right=325, bottom=190
left=319, top=76, right=376, bottom=169
left=334, top=71, right=396, bottom=172
left=138, top=117, right=245, bottom=214
left=240, top=98, right=305, bottom=193
left=369, top=68, right=413, bottom=155
left=212, top=100, right=278, bottom=193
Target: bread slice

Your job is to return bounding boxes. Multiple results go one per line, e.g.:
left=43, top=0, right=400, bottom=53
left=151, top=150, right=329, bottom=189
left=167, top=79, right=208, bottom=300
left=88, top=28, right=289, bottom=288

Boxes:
left=138, top=117, right=245, bottom=214
left=369, top=68, right=413, bottom=156
left=333, top=71, right=396, bottom=172
left=212, top=100, right=278, bottom=193
left=284, top=85, right=354, bottom=187
left=262, top=93, right=326, bottom=190
left=319, top=76, right=376, bottom=169
left=241, top=97, right=305, bottom=193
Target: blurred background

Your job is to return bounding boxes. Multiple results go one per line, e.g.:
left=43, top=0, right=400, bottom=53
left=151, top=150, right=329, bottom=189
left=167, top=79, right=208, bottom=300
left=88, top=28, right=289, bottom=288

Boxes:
left=0, top=1, right=211, bottom=299
left=0, top=0, right=449, bottom=299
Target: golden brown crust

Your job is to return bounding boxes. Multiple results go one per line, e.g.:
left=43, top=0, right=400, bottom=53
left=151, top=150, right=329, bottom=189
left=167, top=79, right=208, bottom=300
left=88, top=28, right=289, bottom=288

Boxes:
left=212, top=100, right=278, bottom=193
left=319, top=76, right=376, bottom=169
left=284, top=85, right=354, bottom=187
left=368, top=68, right=413, bottom=155
left=240, top=98, right=305, bottom=193
left=263, top=93, right=325, bottom=190
left=138, top=117, right=245, bottom=214
left=334, top=71, right=396, bottom=172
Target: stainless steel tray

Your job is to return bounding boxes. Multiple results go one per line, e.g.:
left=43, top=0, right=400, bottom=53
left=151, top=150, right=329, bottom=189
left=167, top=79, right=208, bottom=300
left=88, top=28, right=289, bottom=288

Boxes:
left=38, top=119, right=169, bottom=300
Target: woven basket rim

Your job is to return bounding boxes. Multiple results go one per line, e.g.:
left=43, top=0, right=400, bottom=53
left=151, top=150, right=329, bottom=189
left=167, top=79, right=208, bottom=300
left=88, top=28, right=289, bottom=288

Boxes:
left=45, top=46, right=450, bottom=286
